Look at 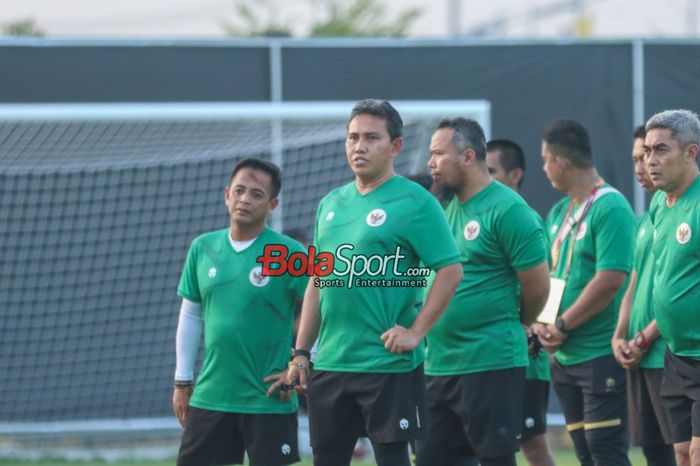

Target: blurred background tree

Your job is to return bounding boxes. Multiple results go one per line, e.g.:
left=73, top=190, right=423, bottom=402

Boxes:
left=309, top=0, right=421, bottom=37
left=222, top=0, right=422, bottom=37
left=1, top=18, right=45, bottom=37
left=222, top=0, right=293, bottom=37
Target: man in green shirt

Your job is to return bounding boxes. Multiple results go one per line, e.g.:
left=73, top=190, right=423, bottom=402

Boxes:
left=415, top=119, right=550, bottom=466
left=173, top=158, right=307, bottom=466
left=612, top=125, right=676, bottom=466
left=486, top=139, right=555, bottom=466
left=287, top=99, right=463, bottom=466
left=644, top=109, right=700, bottom=466
left=535, top=118, right=635, bottom=466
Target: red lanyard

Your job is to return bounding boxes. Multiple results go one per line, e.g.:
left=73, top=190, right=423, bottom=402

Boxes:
left=551, top=180, right=604, bottom=277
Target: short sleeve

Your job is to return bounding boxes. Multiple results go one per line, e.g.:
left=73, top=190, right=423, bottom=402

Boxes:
left=498, top=204, right=548, bottom=272
left=592, top=199, right=635, bottom=272
left=406, top=194, right=460, bottom=270
left=177, top=240, right=202, bottom=303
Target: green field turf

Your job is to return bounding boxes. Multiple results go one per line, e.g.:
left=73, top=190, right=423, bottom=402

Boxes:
left=0, top=447, right=646, bottom=466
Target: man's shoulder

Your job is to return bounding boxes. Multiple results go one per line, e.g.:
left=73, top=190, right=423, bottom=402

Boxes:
left=546, top=196, right=570, bottom=219
left=263, top=228, right=306, bottom=253
left=190, top=228, right=228, bottom=251
left=592, top=185, right=633, bottom=214
left=321, top=180, right=355, bottom=203
left=390, top=175, right=439, bottom=203
left=489, top=181, right=530, bottom=208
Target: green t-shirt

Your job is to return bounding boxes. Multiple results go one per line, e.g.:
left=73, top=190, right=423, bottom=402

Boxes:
left=628, top=211, right=666, bottom=368
left=649, top=177, right=700, bottom=359
left=425, top=181, right=548, bottom=376
left=313, top=176, right=461, bottom=373
left=546, top=185, right=635, bottom=366
left=177, top=227, right=308, bottom=414
left=526, top=353, right=551, bottom=380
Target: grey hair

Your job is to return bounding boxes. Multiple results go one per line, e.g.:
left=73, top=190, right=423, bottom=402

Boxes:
left=646, top=109, right=700, bottom=148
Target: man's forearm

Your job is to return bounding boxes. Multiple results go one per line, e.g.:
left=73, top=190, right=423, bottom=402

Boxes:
left=295, top=279, right=321, bottom=350
left=640, top=319, right=661, bottom=342
left=518, top=262, right=550, bottom=326
left=175, top=299, right=203, bottom=382
left=614, top=270, right=637, bottom=340
left=411, top=263, right=462, bottom=338
left=562, top=270, right=627, bottom=330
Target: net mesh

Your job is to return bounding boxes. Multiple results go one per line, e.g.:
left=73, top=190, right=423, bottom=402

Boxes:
left=0, top=112, right=450, bottom=423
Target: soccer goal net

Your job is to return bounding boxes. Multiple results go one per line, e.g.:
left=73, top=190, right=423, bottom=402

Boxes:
left=0, top=100, right=490, bottom=433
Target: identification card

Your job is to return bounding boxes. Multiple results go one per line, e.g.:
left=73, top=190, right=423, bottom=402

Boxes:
left=537, top=278, right=567, bottom=324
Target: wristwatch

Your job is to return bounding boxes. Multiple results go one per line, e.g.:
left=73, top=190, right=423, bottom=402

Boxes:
left=291, top=348, right=311, bottom=359
left=555, top=317, right=570, bottom=334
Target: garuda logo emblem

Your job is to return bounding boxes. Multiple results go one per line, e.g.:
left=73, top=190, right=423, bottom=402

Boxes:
left=464, top=220, right=480, bottom=241
left=249, top=266, right=270, bottom=287
left=366, top=209, right=387, bottom=227
left=677, top=222, right=691, bottom=245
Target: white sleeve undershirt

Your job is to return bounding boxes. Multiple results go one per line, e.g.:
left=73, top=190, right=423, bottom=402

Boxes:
left=174, top=298, right=203, bottom=382
left=174, top=235, right=257, bottom=381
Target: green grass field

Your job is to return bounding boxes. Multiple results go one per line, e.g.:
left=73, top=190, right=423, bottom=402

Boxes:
left=0, top=448, right=646, bottom=466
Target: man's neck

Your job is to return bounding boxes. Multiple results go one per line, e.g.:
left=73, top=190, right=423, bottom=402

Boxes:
left=666, top=171, right=699, bottom=207
left=566, top=168, right=601, bottom=204
left=356, top=169, right=394, bottom=195
left=230, top=223, right=264, bottom=242
left=456, top=167, right=492, bottom=203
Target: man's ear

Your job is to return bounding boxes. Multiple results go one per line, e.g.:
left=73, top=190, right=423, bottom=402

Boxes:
left=461, top=148, right=477, bottom=167
left=390, top=137, right=403, bottom=159
left=685, top=143, right=699, bottom=164
left=268, top=197, right=280, bottom=214
left=508, top=168, right=524, bottom=187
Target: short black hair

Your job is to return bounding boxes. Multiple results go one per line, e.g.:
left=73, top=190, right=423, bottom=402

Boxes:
left=541, top=118, right=593, bottom=168
left=436, top=117, right=487, bottom=161
left=349, top=99, right=403, bottom=140
left=229, top=157, right=282, bottom=198
left=633, top=125, right=646, bottom=140
left=487, top=139, right=525, bottom=173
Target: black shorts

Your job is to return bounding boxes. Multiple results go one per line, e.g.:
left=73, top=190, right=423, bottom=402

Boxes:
left=627, top=367, right=675, bottom=446
left=661, top=348, right=700, bottom=443
left=177, top=407, right=299, bottom=466
left=552, top=354, right=630, bottom=466
left=307, top=364, right=427, bottom=447
left=522, top=379, right=549, bottom=441
left=415, top=367, right=525, bottom=463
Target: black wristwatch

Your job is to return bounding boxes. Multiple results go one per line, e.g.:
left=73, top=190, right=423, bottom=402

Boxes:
left=291, top=348, right=311, bottom=359
left=555, top=317, right=570, bottom=334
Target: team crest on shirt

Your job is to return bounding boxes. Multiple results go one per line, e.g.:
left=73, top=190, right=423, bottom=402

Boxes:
left=677, top=222, right=691, bottom=244
left=575, top=221, right=588, bottom=240
left=464, top=220, right=480, bottom=241
left=638, top=227, right=646, bottom=238
left=366, top=209, right=387, bottom=227
left=249, top=266, right=270, bottom=287
left=550, top=224, right=559, bottom=234
left=399, top=418, right=409, bottom=430
left=525, top=417, right=535, bottom=429
left=281, top=444, right=291, bottom=455
left=326, top=211, right=335, bottom=221
left=208, top=267, right=217, bottom=278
